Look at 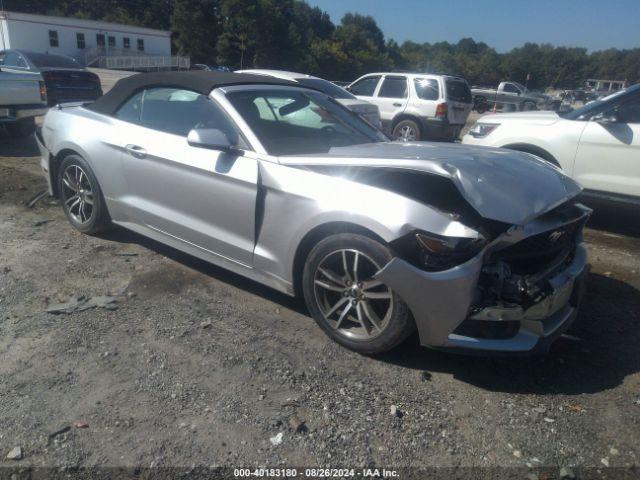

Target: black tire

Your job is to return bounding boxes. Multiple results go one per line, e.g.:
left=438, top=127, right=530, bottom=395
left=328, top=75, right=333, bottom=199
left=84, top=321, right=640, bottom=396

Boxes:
left=302, top=233, right=414, bottom=354
left=5, top=117, right=36, bottom=137
left=392, top=119, right=421, bottom=142
left=57, top=154, right=111, bottom=234
left=522, top=101, right=537, bottom=111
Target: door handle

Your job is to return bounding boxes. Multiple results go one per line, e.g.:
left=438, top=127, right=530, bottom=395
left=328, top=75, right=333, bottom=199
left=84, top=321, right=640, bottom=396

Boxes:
left=125, top=144, right=147, bottom=159
left=393, top=102, right=402, bottom=107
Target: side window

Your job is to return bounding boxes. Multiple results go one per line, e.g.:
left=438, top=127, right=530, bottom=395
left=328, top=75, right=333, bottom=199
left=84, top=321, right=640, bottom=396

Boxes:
left=117, top=88, right=240, bottom=142
left=114, top=90, right=144, bottom=124
left=350, top=76, right=380, bottom=97
left=617, top=98, right=640, bottom=124
left=16, top=55, right=27, bottom=68
left=378, top=77, right=408, bottom=99
left=3, top=51, right=19, bottom=67
left=414, top=78, right=439, bottom=101
left=503, top=83, right=520, bottom=94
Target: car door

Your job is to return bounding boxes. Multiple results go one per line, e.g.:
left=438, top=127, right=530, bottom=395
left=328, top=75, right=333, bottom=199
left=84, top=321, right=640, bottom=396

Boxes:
left=113, top=87, right=258, bottom=267
left=573, top=94, right=640, bottom=197
left=373, top=76, right=409, bottom=130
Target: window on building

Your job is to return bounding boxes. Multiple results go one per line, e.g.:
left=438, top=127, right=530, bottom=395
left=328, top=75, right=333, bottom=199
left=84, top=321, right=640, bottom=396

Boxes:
left=49, top=30, right=59, bottom=47
left=137, top=38, right=145, bottom=51
left=96, top=34, right=105, bottom=48
left=123, top=37, right=130, bottom=49
left=76, top=33, right=86, bottom=49
left=108, top=36, right=115, bottom=48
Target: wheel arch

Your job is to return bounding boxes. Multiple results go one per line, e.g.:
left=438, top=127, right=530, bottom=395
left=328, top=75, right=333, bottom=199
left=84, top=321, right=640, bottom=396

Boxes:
left=50, top=148, right=84, bottom=197
left=501, top=143, right=561, bottom=167
left=391, top=112, right=423, bottom=133
left=291, top=222, right=387, bottom=297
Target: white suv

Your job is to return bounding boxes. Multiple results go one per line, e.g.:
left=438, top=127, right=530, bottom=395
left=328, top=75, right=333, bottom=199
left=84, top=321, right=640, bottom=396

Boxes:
left=347, top=73, right=473, bottom=141
left=462, top=84, right=640, bottom=204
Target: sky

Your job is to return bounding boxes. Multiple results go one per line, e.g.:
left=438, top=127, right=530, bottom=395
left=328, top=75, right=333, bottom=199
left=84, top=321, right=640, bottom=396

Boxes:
left=306, top=0, right=640, bottom=53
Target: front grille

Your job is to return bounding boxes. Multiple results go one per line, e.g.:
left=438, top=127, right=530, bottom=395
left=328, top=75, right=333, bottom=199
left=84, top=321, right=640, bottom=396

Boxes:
left=496, top=220, right=581, bottom=262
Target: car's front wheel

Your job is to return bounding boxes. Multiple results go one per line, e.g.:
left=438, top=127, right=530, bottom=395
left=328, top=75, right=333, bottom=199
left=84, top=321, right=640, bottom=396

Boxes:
left=58, top=154, right=110, bottom=234
left=392, top=119, right=421, bottom=142
left=302, top=233, right=414, bottom=354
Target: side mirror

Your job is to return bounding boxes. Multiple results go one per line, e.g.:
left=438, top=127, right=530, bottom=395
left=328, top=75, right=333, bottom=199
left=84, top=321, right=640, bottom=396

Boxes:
left=187, top=128, right=239, bottom=152
left=592, top=111, right=618, bottom=124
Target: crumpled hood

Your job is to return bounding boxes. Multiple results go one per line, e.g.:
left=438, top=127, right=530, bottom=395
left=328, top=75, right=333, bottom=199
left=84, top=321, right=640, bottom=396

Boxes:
left=280, top=142, right=582, bottom=226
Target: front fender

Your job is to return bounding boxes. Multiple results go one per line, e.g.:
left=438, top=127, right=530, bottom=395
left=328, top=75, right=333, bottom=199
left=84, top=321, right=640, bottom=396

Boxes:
left=254, top=161, right=479, bottom=290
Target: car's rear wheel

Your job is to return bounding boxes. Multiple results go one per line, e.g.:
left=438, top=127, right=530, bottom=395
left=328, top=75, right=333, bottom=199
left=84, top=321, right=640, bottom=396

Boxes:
left=392, top=119, right=421, bottom=142
left=302, top=233, right=414, bottom=354
left=5, top=118, right=36, bottom=137
left=58, top=154, right=110, bottom=234
left=522, top=101, right=537, bottom=111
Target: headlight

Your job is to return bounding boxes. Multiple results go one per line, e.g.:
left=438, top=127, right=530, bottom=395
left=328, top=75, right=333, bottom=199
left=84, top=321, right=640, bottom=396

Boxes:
left=469, top=122, right=500, bottom=138
left=415, top=232, right=487, bottom=270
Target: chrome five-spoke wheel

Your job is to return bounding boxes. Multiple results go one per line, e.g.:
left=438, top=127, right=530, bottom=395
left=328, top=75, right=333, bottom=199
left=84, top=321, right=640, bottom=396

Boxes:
left=313, top=249, right=393, bottom=340
left=61, top=164, right=94, bottom=224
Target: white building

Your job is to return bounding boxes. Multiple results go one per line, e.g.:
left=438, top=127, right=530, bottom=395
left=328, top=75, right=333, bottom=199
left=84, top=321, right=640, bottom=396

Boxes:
left=0, top=11, right=188, bottom=70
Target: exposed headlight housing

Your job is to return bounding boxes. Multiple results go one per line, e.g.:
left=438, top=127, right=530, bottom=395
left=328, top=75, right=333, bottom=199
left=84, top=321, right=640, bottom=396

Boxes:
left=469, top=122, right=500, bottom=138
left=415, top=232, right=487, bottom=270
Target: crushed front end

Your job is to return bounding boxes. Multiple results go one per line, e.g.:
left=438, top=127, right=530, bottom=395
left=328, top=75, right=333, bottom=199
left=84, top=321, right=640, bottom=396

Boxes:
left=377, top=201, right=591, bottom=354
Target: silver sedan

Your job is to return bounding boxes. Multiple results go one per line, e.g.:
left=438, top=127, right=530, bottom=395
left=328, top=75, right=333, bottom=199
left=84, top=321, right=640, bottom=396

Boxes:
left=36, top=71, right=590, bottom=355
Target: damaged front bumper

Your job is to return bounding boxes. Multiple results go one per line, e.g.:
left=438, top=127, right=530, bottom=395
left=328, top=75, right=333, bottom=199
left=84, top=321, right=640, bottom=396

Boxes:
left=376, top=204, right=591, bottom=354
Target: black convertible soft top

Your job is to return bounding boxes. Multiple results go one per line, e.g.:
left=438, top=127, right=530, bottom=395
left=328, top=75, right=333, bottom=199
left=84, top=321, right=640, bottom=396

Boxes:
left=87, top=70, right=304, bottom=116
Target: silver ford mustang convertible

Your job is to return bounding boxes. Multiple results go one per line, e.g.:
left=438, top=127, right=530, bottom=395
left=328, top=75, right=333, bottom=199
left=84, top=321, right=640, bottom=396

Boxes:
left=36, top=71, right=591, bottom=355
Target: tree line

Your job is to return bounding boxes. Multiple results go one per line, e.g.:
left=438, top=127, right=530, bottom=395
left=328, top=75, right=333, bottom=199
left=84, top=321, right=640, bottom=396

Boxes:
left=7, top=0, right=640, bottom=88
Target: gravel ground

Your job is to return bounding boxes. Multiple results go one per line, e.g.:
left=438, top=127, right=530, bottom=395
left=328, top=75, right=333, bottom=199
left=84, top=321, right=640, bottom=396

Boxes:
left=0, top=131, right=639, bottom=479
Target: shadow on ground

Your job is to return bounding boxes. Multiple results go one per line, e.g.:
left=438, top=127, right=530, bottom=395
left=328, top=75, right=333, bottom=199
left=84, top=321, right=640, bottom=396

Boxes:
left=0, top=128, right=40, bottom=157
left=101, top=226, right=640, bottom=396
left=378, top=272, right=640, bottom=395
left=581, top=195, right=640, bottom=238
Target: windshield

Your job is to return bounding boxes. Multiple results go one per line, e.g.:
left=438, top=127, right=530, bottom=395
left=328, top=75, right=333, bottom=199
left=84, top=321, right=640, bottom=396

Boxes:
left=295, top=78, right=355, bottom=99
left=26, top=52, right=80, bottom=69
left=226, top=88, right=387, bottom=155
left=561, top=85, right=637, bottom=120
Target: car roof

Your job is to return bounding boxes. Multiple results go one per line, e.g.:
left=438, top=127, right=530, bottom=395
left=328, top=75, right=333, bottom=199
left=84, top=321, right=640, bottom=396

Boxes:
left=87, top=70, right=309, bottom=116
left=236, top=69, right=320, bottom=82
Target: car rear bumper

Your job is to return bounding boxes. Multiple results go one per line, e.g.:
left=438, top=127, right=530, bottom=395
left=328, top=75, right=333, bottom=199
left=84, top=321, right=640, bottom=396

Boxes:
left=0, top=104, right=48, bottom=122
left=421, top=117, right=464, bottom=141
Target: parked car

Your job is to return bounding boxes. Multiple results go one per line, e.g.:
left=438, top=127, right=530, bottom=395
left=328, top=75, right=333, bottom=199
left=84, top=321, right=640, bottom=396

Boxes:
left=463, top=84, right=640, bottom=205
left=347, top=73, right=473, bottom=141
left=192, top=64, right=231, bottom=72
left=37, top=71, right=590, bottom=355
left=0, top=51, right=48, bottom=136
left=472, top=81, right=550, bottom=111
left=237, top=69, right=381, bottom=127
left=0, top=50, right=102, bottom=107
